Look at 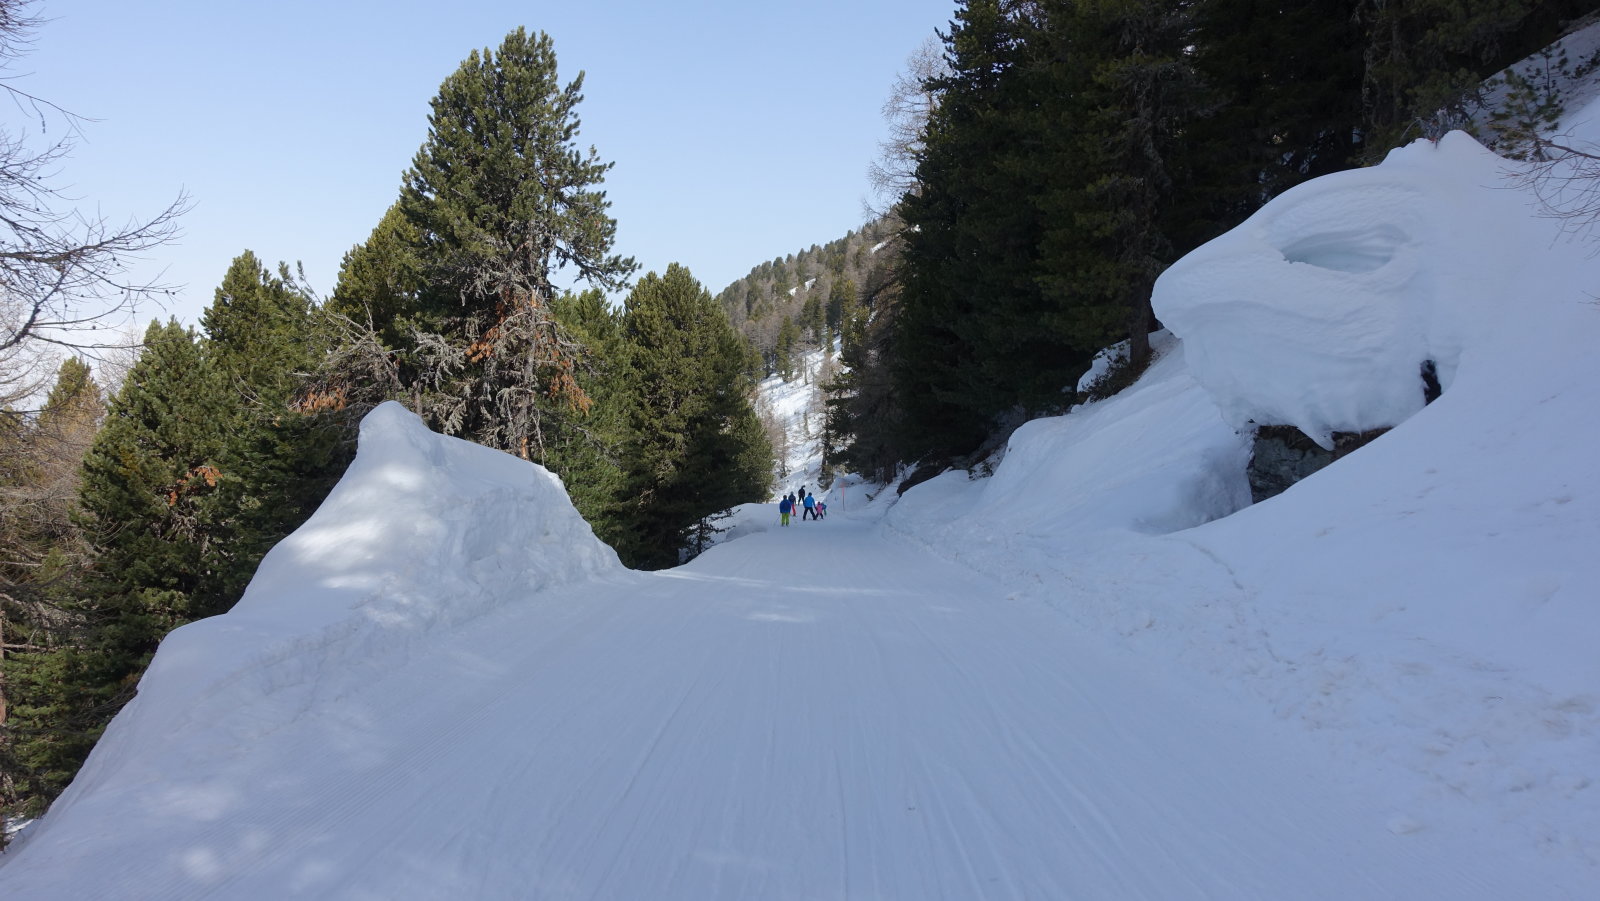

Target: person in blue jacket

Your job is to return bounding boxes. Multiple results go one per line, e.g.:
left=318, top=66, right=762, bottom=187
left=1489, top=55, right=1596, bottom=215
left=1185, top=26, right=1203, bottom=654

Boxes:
left=778, top=494, right=793, bottom=526
left=802, top=490, right=817, bottom=521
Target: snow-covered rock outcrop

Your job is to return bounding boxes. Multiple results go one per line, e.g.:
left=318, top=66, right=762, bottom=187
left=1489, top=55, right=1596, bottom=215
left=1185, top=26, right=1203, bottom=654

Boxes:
left=1153, top=132, right=1527, bottom=448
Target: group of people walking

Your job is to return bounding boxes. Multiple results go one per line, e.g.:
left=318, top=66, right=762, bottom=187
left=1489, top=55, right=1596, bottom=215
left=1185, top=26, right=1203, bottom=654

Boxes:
left=778, top=486, right=825, bottom=526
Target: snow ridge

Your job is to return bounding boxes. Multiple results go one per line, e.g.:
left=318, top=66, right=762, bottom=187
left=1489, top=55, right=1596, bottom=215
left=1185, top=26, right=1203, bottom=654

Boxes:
left=12, top=403, right=623, bottom=859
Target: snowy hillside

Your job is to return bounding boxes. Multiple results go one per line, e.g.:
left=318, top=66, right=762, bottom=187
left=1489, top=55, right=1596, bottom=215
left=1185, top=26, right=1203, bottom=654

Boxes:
left=755, top=345, right=835, bottom=499
left=883, top=114, right=1600, bottom=875
left=6, top=104, right=1600, bottom=901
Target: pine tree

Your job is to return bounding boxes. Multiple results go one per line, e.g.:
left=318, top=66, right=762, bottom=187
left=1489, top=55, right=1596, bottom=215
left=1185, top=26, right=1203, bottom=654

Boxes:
left=1359, top=0, right=1593, bottom=151
left=896, top=0, right=1060, bottom=459
left=1, top=358, right=103, bottom=815
left=616, top=265, right=772, bottom=569
left=402, top=28, right=635, bottom=313
left=326, top=203, right=425, bottom=349
left=201, top=252, right=351, bottom=606
left=1033, top=0, right=1209, bottom=368
left=6, top=322, right=228, bottom=806
left=800, top=295, right=825, bottom=345
left=7, top=252, right=352, bottom=814
left=826, top=278, right=856, bottom=336
left=321, top=28, right=639, bottom=465
left=547, top=288, right=630, bottom=548
left=377, top=28, right=636, bottom=461
left=775, top=317, right=801, bottom=381
left=894, top=0, right=1215, bottom=460
left=1176, top=0, right=1364, bottom=249
left=824, top=265, right=905, bottom=482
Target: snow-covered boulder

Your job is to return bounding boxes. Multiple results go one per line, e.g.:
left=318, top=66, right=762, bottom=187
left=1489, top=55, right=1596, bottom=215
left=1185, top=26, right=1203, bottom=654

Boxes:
left=1152, top=131, right=1528, bottom=448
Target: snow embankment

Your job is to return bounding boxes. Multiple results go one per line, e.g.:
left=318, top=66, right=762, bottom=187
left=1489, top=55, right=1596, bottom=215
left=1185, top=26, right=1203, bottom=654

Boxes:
left=1154, top=131, right=1526, bottom=447
left=10, top=402, right=621, bottom=855
left=884, top=127, right=1600, bottom=871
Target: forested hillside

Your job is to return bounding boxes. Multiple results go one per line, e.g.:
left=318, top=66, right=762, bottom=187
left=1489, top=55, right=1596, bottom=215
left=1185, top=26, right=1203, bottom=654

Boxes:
left=715, top=219, right=897, bottom=378
left=811, top=0, right=1600, bottom=477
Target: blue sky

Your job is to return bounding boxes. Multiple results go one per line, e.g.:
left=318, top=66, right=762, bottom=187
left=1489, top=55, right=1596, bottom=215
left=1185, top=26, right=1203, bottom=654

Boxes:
left=15, top=1, right=951, bottom=327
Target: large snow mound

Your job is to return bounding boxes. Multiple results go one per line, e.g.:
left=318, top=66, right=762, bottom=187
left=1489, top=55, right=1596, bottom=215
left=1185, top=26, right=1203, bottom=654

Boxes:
left=13, top=402, right=622, bottom=852
left=1153, top=132, right=1529, bottom=446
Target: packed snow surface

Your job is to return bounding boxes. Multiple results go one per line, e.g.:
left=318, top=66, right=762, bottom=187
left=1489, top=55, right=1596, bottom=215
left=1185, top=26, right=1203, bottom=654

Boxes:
left=6, top=117, right=1600, bottom=897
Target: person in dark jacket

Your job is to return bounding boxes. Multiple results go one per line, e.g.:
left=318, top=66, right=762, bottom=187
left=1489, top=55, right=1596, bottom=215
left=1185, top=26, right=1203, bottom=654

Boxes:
left=778, top=495, right=793, bottom=526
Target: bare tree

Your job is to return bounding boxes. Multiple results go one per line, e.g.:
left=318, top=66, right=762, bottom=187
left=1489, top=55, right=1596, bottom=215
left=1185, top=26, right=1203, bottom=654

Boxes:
left=866, top=35, right=950, bottom=216
left=0, top=0, right=187, bottom=409
left=1506, top=133, right=1600, bottom=247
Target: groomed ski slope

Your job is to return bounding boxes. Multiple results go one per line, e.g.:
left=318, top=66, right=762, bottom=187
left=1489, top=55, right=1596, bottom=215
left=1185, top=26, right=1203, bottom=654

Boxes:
left=0, top=515, right=1542, bottom=899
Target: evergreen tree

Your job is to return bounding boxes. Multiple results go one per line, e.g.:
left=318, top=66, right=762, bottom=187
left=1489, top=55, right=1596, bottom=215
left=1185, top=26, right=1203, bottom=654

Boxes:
left=823, top=266, right=905, bottom=483
left=7, top=253, right=351, bottom=816
left=401, top=28, right=635, bottom=315
left=1035, top=0, right=1208, bottom=368
left=775, top=317, right=801, bottom=381
left=1, top=357, right=103, bottom=814
left=1177, top=0, right=1365, bottom=248
left=7, top=322, right=228, bottom=806
left=201, top=252, right=351, bottom=606
left=894, top=0, right=1211, bottom=460
left=826, top=278, right=856, bottom=336
left=1359, top=0, right=1594, bottom=150
left=547, top=288, right=630, bottom=549
left=896, top=0, right=1061, bottom=459
left=337, top=27, right=639, bottom=461
left=326, top=203, right=425, bottom=349
left=616, top=264, right=771, bottom=569
left=800, top=295, right=825, bottom=345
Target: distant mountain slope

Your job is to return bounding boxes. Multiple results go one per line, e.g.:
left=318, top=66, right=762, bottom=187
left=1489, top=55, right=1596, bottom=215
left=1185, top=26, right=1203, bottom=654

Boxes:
left=715, top=219, right=897, bottom=375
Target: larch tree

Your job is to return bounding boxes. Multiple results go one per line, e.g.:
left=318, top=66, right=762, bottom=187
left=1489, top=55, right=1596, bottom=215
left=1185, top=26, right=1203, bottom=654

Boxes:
left=0, top=0, right=185, bottom=408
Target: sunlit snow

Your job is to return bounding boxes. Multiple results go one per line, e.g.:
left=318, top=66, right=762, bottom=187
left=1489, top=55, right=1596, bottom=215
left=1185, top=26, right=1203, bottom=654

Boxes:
left=6, top=105, right=1600, bottom=899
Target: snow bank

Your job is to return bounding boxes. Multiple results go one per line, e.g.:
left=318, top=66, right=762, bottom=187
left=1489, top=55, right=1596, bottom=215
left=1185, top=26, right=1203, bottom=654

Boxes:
left=884, top=128, right=1600, bottom=869
left=1153, top=132, right=1528, bottom=447
left=885, top=331, right=1251, bottom=545
left=20, top=403, right=621, bottom=848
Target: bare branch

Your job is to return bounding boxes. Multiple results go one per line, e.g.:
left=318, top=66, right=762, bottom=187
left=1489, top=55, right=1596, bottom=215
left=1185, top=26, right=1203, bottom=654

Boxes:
left=0, top=0, right=188, bottom=383
left=1509, top=132, right=1600, bottom=245
left=866, top=35, right=949, bottom=217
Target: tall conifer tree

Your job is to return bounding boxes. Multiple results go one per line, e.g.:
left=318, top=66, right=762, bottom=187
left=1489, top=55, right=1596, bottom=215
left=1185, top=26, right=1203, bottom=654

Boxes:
left=1, top=357, right=103, bottom=808
left=389, top=27, right=636, bottom=460
left=897, top=0, right=1075, bottom=459
left=617, top=265, right=771, bottom=569
left=202, top=252, right=350, bottom=604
